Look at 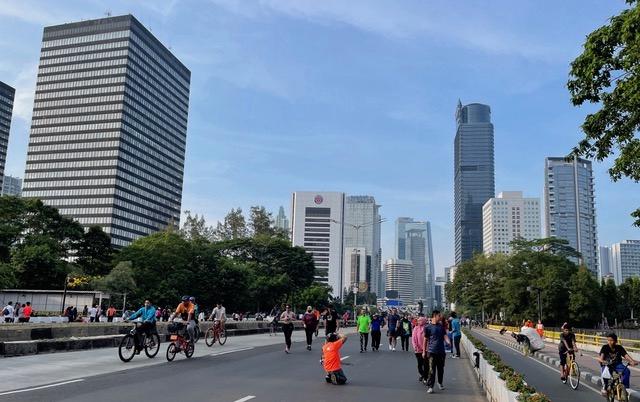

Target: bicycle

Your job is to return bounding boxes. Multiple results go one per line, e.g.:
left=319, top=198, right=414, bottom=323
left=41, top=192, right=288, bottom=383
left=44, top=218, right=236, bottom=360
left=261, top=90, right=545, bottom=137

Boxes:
left=562, top=350, right=580, bottom=390
left=193, top=322, right=201, bottom=343
left=603, top=361, right=629, bottom=402
left=166, top=322, right=195, bottom=361
left=204, top=320, right=227, bottom=347
left=118, top=321, right=160, bottom=362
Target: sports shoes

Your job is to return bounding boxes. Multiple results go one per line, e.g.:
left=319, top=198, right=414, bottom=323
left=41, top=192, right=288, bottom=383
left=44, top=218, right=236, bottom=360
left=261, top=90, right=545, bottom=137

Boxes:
left=307, top=345, right=311, bottom=351
left=438, top=383, right=445, bottom=390
left=285, top=347, right=290, bottom=354
left=427, top=387, right=433, bottom=394
left=388, top=344, right=392, bottom=350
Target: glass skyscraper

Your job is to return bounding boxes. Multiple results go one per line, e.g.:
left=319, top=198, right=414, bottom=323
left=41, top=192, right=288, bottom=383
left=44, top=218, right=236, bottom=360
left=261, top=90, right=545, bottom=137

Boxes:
left=22, top=15, right=190, bottom=247
left=544, top=157, right=598, bottom=275
left=0, top=81, right=15, bottom=187
left=395, top=217, right=435, bottom=309
left=454, top=101, right=495, bottom=264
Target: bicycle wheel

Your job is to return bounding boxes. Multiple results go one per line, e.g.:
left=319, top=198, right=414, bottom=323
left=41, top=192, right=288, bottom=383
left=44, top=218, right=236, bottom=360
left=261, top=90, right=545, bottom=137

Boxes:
left=205, top=327, right=216, bottom=347
left=617, top=383, right=628, bottom=402
left=144, top=333, right=160, bottom=358
left=166, top=342, right=177, bottom=361
left=193, top=326, right=201, bottom=343
left=218, top=328, right=227, bottom=345
left=568, top=361, right=580, bottom=390
left=118, top=334, right=136, bottom=362
left=185, top=342, right=195, bottom=358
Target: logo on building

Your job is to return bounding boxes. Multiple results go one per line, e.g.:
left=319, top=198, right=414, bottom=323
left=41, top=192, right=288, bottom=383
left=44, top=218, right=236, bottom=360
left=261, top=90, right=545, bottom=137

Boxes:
left=314, top=195, right=323, bottom=205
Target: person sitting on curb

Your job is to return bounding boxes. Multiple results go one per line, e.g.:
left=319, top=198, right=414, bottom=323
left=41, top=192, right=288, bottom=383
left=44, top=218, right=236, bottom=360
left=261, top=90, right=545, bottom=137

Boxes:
left=322, top=332, right=348, bottom=385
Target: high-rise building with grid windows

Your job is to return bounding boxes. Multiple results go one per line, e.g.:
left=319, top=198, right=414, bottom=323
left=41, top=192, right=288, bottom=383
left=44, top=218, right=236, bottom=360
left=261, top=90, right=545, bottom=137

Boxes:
left=0, top=81, right=15, bottom=188
left=22, top=15, right=190, bottom=247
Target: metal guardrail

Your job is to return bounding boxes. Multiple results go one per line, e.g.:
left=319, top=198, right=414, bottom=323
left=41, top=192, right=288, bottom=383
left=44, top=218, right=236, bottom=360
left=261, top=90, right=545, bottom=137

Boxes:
left=486, top=324, right=640, bottom=353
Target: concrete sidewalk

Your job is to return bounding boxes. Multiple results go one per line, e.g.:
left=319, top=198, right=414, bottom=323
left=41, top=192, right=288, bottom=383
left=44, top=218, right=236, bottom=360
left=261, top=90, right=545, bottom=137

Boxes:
left=0, top=329, right=316, bottom=394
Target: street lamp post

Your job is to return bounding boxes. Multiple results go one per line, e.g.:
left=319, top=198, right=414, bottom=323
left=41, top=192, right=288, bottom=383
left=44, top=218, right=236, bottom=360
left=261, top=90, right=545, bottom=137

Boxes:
left=527, top=286, right=542, bottom=322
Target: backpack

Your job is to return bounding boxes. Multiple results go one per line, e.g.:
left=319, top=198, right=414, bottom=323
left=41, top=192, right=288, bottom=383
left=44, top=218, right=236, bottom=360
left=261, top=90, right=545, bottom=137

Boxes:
left=2, top=307, right=8, bottom=316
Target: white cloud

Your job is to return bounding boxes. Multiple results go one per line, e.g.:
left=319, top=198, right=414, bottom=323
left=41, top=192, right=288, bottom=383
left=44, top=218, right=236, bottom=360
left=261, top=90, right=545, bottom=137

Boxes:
left=11, top=63, right=38, bottom=122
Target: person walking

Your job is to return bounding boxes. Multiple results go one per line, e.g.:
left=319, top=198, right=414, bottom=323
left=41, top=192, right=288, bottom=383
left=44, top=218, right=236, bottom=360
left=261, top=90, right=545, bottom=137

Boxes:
left=370, top=313, right=384, bottom=351
left=423, top=310, right=451, bottom=394
left=412, top=316, right=427, bottom=383
left=386, top=307, right=401, bottom=351
left=398, top=314, right=412, bottom=351
left=106, top=305, right=117, bottom=322
left=3, top=301, right=14, bottom=323
left=23, top=302, right=32, bottom=323
left=323, top=306, right=339, bottom=335
left=89, top=304, right=98, bottom=323
left=303, top=306, right=319, bottom=351
left=280, top=304, right=296, bottom=353
left=536, top=320, right=545, bottom=338
left=450, top=312, right=462, bottom=358
left=357, top=309, right=371, bottom=352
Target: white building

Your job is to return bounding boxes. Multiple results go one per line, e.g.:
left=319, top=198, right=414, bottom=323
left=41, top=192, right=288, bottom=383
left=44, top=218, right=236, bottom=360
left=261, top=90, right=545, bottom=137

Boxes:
left=343, top=247, right=367, bottom=293
left=611, top=240, right=640, bottom=285
left=291, top=192, right=345, bottom=297
left=384, top=258, right=414, bottom=305
left=482, top=191, right=540, bottom=255
left=343, top=196, right=382, bottom=296
left=445, top=265, right=457, bottom=311
left=1, top=175, right=22, bottom=196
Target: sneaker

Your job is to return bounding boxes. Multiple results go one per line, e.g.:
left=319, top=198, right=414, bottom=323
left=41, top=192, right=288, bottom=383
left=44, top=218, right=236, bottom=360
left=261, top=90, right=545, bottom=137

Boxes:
left=388, top=344, right=392, bottom=350
left=438, top=383, right=445, bottom=390
left=285, top=348, right=290, bottom=354
left=427, top=387, right=433, bottom=394
left=307, top=345, right=311, bottom=351
left=392, top=346, right=396, bottom=351
left=360, top=349, right=364, bottom=353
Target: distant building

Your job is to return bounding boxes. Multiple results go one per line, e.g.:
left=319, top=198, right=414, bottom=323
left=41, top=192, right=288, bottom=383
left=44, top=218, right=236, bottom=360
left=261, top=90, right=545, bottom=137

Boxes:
left=0, top=81, right=15, bottom=188
left=275, top=206, right=290, bottom=233
left=611, top=240, right=640, bottom=284
left=445, top=266, right=457, bottom=311
left=434, top=275, right=447, bottom=309
left=291, top=191, right=345, bottom=297
left=343, top=247, right=367, bottom=292
left=599, top=246, right=612, bottom=279
left=454, top=101, right=495, bottom=265
left=396, top=218, right=435, bottom=309
left=384, top=259, right=414, bottom=305
left=482, top=191, right=541, bottom=255
left=544, top=157, right=598, bottom=275
left=1, top=175, right=22, bottom=196
left=344, top=196, right=382, bottom=295
left=21, top=15, right=191, bottom=247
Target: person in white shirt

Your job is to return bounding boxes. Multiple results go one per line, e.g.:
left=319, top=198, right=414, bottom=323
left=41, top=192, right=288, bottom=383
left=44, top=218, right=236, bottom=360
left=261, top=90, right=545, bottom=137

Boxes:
left=3, top=301, right=14, bottom=323
left=209, top=303, right=227, bottom=331
left=89, top=304, right=99, bottom=323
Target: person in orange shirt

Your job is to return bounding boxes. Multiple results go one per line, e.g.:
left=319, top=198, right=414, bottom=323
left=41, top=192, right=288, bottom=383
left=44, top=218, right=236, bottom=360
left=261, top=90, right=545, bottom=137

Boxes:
left=322, top=333, right=348, bottom=385
left=22, top=302, right=32, bottom=323
left=106, top=305, right=117, bottom=322
left=170, top=296, right=196, bottom=342
left=536, top=320, right=544, bottom=337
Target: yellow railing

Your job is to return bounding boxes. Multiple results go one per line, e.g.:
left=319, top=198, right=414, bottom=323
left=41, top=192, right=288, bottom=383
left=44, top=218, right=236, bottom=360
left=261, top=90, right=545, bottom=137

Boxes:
left=486, top=324, right=640, bottom=353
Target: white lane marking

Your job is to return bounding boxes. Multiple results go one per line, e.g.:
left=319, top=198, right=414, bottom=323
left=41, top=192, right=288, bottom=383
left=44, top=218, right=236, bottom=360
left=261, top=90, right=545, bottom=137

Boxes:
left=209, top=346, right=254, bottom=356
left=478, top=333, right=603, bottom=395
left=341, top=355, right=350, bottom=361
left=0, top=379, right=85, bottom=396
left=233, top=396, right=256, bottom=402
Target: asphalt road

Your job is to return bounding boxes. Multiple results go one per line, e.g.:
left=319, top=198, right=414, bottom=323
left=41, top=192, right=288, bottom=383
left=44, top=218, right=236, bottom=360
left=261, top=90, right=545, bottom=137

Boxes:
left=1, top=332, right=485, bottom=402
left=471, top=329, right=606, bottom=402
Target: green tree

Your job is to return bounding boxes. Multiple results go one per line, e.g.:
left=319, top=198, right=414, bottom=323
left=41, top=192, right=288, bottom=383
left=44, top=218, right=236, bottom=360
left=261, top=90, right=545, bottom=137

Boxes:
left=213, top=208, right=248, bottom=240
left=97, top=261, right=137, bottom=295
left=249, top=206, right=275, bottom=237
left=12, top=235, right=73, bottom=289
left=76, top=226, right=114, bottom=276
left=619, top=277, right=640, bottom=320
left=568, top=1, right=640, bottom=225
left=569, top=266, right=602, bottom=327
left=297, top=284, right=333, bottom=311
left=0, top=263, right=17, bottom=289
left=601, top=278, right=622, bottom=325
left=180, top=210, right=214, bottom=242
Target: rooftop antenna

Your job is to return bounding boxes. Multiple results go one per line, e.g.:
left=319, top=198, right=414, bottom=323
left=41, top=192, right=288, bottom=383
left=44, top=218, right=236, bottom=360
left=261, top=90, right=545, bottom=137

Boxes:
left=105, top=10, right=112, bottom=17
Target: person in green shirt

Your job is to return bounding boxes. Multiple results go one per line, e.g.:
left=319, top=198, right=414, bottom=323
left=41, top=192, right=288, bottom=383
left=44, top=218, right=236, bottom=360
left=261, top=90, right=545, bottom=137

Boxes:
left=357, top=309, right=372, bottom=353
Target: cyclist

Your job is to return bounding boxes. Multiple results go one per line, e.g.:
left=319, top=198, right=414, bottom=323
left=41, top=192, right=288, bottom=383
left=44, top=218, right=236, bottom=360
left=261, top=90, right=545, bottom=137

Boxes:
left=126, top=299, right=157, bottom=353
left=558, top=322, right=578, bottom=383
left=597, top=332, right=638, bottom=394
left=170, top=296, right=196, bottom=342
left=208, top=302, right=227, bottom=331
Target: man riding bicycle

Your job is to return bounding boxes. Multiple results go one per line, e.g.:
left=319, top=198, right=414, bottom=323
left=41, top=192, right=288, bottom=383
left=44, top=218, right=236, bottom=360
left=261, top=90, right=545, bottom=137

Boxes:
left=170, top=296, right=196, bottom=342
left=558, top=322, right=578, bottom=383
left=126, top=299, right=157, bottom=353
left=597, top=332, right=638, bottom=395
left=208, top=302, right=226, bottom=330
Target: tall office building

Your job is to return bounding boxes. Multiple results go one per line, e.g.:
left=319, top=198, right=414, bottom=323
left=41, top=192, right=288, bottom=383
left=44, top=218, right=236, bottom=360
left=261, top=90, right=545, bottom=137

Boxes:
left=384, top=259, right=414, bottom=305
left=1, top=175, right=22, bottom=196
left=343, top=196, right=382, bottom=295
left=599, top=246, right=612, bottom=279
left=611, top=240, right=640, bottom=284
left=454, top=101, right=495, bottom=265
left=343, top=247, right=367, bottom=292
left=21, top=15, right=191, bottom=247
left=0, top=81, right=15, bottom=188
left=275, top=206, right=290, bottom=233
left=291, top=192, right=345, bottom=297
left=544, top=157, right=598, bottom=274
left=482, top=191, right=541, bottom=255
left=396, top=218, right=435, bottom=309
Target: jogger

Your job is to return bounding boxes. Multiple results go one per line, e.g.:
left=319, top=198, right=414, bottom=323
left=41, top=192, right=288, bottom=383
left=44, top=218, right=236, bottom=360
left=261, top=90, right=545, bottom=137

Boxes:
left=280, top=305, right=296, bottom=353
left=303, top=306, right=319, bottom=351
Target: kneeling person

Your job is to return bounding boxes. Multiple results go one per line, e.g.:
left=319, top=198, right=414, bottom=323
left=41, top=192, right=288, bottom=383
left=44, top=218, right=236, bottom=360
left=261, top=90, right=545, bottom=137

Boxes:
left=322, top=333, right=348, bottom=385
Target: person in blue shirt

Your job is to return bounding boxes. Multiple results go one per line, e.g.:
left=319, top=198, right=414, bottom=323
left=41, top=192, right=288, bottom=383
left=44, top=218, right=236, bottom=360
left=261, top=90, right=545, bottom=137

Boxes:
left=422, top=310, right=451, bottom=394
left=127, top=299, right=157, bottom=353
left=370, top=313, right=385, bottom=351
left=450, top=312, right=462, bottom=358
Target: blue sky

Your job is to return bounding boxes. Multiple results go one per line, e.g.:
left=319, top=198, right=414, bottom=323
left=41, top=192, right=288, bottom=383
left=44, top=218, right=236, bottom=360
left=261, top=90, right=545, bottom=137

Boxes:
left=1, top=0, right=639, bottom=274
